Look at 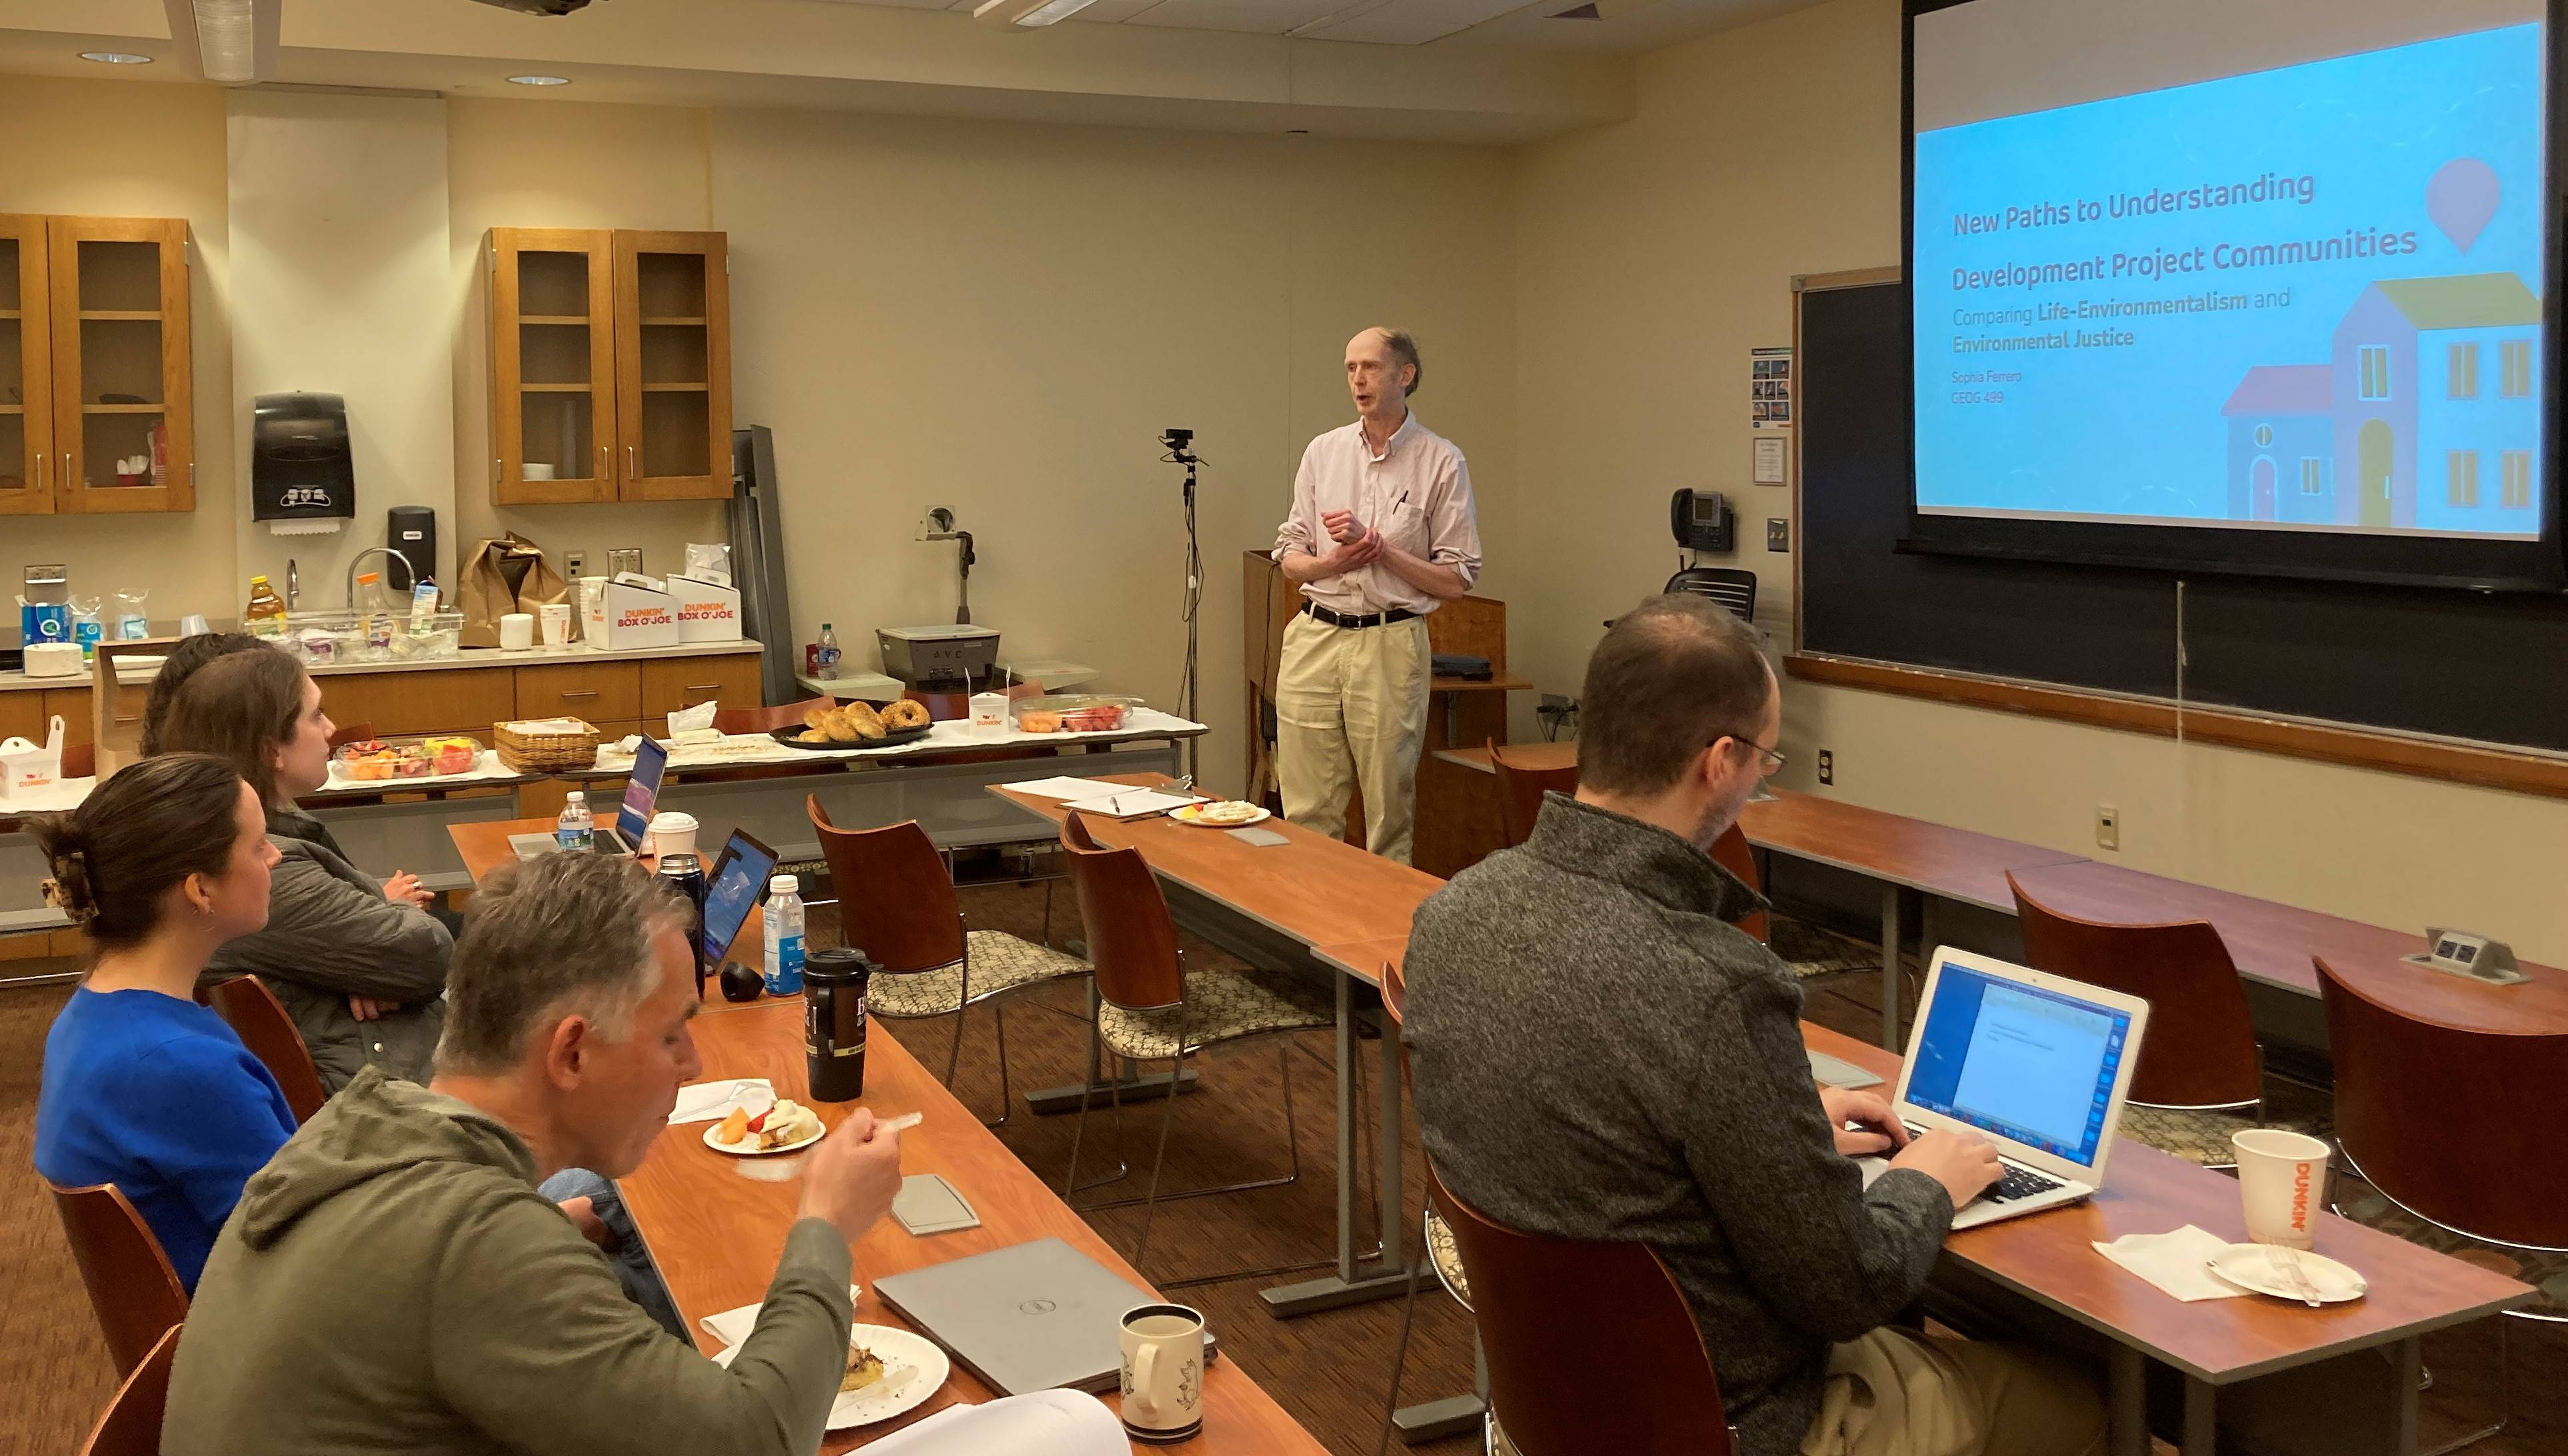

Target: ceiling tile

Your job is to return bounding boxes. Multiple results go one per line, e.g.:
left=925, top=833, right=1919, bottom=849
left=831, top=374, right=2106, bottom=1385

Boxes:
left=1302, top=0, right=1534, bottom=43
left=1116, top=0, right=1350, bottom=34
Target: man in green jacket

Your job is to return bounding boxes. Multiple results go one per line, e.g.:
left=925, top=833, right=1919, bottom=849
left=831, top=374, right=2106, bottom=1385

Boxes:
left=165, top=852, right=906, bottom=1455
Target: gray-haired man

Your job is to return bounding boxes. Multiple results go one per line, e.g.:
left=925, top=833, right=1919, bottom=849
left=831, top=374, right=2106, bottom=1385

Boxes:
left=165, top=852, right=906, bottom=1456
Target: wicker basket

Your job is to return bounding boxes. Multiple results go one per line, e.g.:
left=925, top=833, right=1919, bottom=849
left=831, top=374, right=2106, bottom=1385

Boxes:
left=495, top=717, right=602, bottom=773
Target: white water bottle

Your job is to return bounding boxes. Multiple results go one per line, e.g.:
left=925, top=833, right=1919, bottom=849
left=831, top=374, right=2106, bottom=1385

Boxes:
left=762, top=875, right=806, bottom=995
left=555, top=790, right=593, bottom=851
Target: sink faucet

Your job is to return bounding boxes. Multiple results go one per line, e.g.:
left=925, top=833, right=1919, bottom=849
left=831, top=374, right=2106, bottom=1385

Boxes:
left=345, top=546, right=415, bottom=609
left=286, top=558, right=299, bottom=611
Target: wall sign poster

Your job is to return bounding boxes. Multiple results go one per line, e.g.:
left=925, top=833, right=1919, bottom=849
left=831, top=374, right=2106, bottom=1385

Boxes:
left=1751, top=347, right=1794, bottom=428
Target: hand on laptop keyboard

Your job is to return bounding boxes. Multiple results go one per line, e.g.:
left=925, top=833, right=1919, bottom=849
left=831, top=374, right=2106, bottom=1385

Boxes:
left=1985, top=1164, right=2064, bottom=1203
left=1889, top=1127, right=2002, bottom=1210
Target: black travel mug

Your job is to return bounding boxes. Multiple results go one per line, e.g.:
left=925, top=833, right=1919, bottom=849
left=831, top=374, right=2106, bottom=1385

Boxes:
left=804, top=946, right=875, bottom=1102
left=655, top=851, right=708, bottom=998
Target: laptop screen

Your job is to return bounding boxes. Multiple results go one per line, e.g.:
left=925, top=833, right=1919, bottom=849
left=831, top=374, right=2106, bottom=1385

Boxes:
left=1904, top=960, right=2135, bottom=1169
left=615, top=737, right=669, bottom=846
left=698, top=830, right=779, bottom=964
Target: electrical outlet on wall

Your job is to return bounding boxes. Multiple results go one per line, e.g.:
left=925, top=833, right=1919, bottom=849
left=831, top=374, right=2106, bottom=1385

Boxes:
left=565, top=550, right=587, bottom=579
left=1817, top=749, right=1834, bottom=786
left=2095, top=805, right=2121, bottom=851
left=1766, top=518, right=1790, bottom=552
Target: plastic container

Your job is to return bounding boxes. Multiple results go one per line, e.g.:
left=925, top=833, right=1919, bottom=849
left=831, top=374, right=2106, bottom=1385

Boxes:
left=244, top=575, right=287, bottom=639
left=556, top=790, right=593, bottom=851
left=762, top=874, right=806, bottom=996
left=391, top=610, right=465, bottom=661
left=815, top=622, right=841, bottom=680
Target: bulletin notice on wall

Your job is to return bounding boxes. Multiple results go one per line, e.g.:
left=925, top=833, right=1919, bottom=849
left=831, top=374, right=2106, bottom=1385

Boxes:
left=1752, top=346, right=1793, bottom=429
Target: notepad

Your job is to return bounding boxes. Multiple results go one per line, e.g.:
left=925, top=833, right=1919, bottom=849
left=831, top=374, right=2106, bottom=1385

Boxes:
left=1002, top=776, right=1150, bottom=800
left=1062, top=788, right=1201, bottom=820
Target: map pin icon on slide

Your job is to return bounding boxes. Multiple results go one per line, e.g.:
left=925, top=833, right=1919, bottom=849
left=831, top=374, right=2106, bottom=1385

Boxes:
left=2428, top=158, right=2500, bottom=254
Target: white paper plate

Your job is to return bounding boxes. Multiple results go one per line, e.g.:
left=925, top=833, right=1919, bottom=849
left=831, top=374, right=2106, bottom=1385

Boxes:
left=325, top=751, right=489, bottom=788
left=1170, top=802, right=1270, bottom=828
left=702, top=1117, right=826, bottom=1156
left=2205, top=1243, right=2367, bottom=1304
left=713, top=1323, right=950, bottom=1429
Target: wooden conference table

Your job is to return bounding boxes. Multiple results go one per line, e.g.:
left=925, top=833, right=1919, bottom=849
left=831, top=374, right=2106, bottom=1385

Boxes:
left=449, top=823, right=1326, bottom=1455
left=1437, top=744, right=2568, bottom=1044
left=986, top=776, right=1440, bottom=1321
left=1321, top=934, right=2532, bottom=1456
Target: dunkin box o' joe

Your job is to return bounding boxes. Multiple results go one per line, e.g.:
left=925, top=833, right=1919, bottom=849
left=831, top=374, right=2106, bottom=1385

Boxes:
left=581, top=574, right=679, bottom=650
left=667, top=573, right=743, bottom=643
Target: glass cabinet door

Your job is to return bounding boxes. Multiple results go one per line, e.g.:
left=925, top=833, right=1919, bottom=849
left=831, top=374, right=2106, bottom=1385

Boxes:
left=491, top=227, right=618, bottom=506
left=613, top=231, right=731, bottom=502
left=0, top=215, right=52, bottom=514
left=49, top=216, right=191, bottom=514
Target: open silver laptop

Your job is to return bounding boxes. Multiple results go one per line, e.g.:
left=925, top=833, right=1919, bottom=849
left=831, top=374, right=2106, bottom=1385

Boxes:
left=1856, top=947, right=2151, bottom=1230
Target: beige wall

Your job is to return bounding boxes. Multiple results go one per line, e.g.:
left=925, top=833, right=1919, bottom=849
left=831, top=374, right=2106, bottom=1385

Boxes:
left=0, top=75, right=237, bottom=627
left=447, top=98, right=728, bottom=585
left=712, top=107, right=1518, bottom=796
left=1508, top=0, right=2568, bottom=962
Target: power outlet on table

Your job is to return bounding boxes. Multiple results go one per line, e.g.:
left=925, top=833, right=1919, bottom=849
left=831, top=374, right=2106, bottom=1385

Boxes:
left=2095, top=804, right=2121, bottom=851
left=1817, top=749, right=1834, bottom=786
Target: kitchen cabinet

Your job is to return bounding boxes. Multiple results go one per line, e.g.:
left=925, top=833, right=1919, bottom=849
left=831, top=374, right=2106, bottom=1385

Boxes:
left=490, top=227, right=730, bottom=506
left=0, top=215, right=193, bottom=516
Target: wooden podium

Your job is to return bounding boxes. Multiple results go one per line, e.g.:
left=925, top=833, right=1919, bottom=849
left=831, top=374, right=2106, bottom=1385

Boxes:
left=1242, top=550, right=1531, bottom=878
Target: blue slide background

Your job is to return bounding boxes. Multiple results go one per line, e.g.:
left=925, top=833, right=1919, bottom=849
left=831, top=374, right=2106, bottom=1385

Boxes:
left=1914, top=23, right=2545, bottom=533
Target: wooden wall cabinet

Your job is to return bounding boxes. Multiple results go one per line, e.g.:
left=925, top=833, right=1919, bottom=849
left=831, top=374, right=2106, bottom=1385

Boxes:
left=490, top=227, right=730, bottom=506
left=0, top=215, right=193, bottom=515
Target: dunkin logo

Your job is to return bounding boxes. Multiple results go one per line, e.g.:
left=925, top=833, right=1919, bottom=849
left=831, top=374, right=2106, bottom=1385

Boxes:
left=677, top=601, right=734, bottom=621
left=619, top=606, right=672, bottom=628
left=2289, top=1161, right=2311, bottom=1230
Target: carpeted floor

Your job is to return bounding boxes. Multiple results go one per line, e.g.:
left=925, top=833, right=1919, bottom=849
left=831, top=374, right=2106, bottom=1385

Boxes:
left=2, top=880, right=2561, bottom=1455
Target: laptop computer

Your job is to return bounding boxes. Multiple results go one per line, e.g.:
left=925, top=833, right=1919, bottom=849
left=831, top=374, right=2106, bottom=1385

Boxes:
left=872, top=1238, right=1216, bottom=1396
left=609, top=736, right=671, bottom=853
left=696, top=829, right=779, bottom=966
left=1856, top=946, right=2150, bottom=1230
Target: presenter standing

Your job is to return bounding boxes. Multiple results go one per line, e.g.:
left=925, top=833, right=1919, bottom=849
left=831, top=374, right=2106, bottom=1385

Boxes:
left=1270, top=327, right=1482, bottom=865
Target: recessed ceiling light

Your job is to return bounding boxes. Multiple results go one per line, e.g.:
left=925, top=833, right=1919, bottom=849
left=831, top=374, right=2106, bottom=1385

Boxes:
left=506, top=74, right=571, bottom=87
left=79, top=51, right=155, bottom=65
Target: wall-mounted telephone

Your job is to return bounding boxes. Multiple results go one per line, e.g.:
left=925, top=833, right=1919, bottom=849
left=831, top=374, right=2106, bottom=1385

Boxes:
left=1671, top=488, right=1734, bottom=553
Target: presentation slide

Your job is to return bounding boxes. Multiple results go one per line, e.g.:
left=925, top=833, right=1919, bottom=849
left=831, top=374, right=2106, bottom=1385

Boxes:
left=1913, top=4, right=2547, bottom=540
left=1947, top=983, right=2115, bottom=1155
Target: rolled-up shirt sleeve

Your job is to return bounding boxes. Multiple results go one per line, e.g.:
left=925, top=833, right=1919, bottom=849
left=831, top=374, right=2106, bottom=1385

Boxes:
left=1273, top=445, right=1320, bottom=560
left=1427, top=454, right=1483, bottom=590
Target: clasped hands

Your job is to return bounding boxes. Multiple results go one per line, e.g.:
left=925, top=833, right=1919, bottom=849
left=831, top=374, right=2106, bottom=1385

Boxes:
left=1317, top=509, right=1387, bottom=573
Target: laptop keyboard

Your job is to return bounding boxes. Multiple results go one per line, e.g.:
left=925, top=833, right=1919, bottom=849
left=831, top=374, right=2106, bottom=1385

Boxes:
left=1898, top=1123, right=2065, bottom=1203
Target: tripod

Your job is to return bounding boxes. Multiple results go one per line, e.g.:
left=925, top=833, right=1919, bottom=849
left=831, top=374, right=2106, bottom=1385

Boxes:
left=1162, top=430, right=1202, bottom=783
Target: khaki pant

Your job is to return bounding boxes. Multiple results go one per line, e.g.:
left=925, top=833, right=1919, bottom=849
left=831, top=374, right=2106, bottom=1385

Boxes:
left=1274, top=610, right=1430, bottom=864
left=1800, top=1328, right=2107, bottom=1456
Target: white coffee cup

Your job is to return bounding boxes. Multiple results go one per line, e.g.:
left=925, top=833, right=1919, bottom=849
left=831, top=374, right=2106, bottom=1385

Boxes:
left=539, top=602, right=573, bottom=647
left=2233, top=1129, right=2331, bottom=1250
left=1118, top=1303, right=1205, bottom=1443
left=499, top=612, right=535, bottom=650
left=523, top=462, right=556, bottom=481
left=646, top=810, right=699, bottom=860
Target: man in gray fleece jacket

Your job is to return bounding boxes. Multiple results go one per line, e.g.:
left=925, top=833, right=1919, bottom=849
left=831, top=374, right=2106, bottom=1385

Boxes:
left=1407, top=596, right=2102, bottom=1456
left=167, top=852, right=906, bottom=1455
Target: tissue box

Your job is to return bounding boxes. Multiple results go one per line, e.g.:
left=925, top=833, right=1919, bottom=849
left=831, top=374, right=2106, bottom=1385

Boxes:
left=667, top=573, right=743, bottom=643
left=0, top=715, right=66, bottom=798
left=581, top=575, right=679, bottom=650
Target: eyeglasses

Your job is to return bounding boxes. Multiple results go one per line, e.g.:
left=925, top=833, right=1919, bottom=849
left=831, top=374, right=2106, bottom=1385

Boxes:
left=1711, top=728, right=1786, bottom=777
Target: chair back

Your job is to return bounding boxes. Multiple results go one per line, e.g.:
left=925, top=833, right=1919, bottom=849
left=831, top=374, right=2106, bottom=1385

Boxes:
left=1430, top=1167, right=1732, bottom=1455
left=1488, top=740, right=1577, bottom=850
left=46, top=1181, right=189, bottom=1379
left=76, top=1325, right=179, bottom=1456
left=323, top=721, right=377, bottom=750
left=806, top=800, right=965, bottom=972
left=205, top=976, right=327, bottom=1125
left=1059, top=813, right=1183, bottom=1010
left=1664, top=566, right=1757, bottom=624
left=714, top=697, right=835, bottom=735
left=2008, top=874, right=2261, bottom=1108
left=2319, top=957, right=2568, bottom=1249
left=1709, top=825, right=1768, bottom=944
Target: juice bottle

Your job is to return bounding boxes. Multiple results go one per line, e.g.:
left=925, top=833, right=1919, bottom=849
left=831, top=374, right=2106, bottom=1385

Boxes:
left=243, top=575, right=287, bottom=638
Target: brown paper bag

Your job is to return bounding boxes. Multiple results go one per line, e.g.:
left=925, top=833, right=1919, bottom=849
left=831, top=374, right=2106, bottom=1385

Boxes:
left=457, top=533, right=567, bottom=648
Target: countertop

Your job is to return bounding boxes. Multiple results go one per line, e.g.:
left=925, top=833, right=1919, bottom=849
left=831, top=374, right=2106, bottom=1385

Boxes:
left=0, top=637, right=764, bottom=694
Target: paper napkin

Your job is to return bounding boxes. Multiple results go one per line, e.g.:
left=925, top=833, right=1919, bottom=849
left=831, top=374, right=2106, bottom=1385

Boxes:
left=668, top=1078, right=774, bottom=1125
left=2093, top=1225, right=2249, bottom=1302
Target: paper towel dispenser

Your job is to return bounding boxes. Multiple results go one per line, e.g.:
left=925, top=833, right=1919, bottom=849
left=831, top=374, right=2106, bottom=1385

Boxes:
left=253, top=392, right=355, bottom=532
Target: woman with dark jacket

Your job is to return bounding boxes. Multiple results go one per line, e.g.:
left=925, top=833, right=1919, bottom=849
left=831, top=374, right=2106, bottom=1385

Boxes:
left=159, top=649, right=451, bottom=1090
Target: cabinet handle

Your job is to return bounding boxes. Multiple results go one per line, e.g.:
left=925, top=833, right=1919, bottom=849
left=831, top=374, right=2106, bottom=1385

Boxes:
left=684, top=682, right=720, bottom=692
left=627, top=445, right=638, bottom=478
left=63, top=452, right=73, bottom=486
left=560, top=690, right=599, bottom=700
left=598, top=444, right=609, bottom=478
left=36, top=452, right=45, bottom=492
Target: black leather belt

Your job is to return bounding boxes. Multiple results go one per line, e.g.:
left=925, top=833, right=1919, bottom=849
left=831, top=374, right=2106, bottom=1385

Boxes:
left=1302, top=601, right=1419, bottom=630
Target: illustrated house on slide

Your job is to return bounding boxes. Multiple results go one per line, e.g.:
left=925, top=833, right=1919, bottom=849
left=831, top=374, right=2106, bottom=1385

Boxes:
left=2329, top=273, right=2540, bottom=531
left=2222, top=366, right=2333, bottom=524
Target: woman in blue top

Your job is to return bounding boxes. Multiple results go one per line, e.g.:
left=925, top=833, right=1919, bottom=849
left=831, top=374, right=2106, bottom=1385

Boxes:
left=31, top=752, right=297, bottom=1291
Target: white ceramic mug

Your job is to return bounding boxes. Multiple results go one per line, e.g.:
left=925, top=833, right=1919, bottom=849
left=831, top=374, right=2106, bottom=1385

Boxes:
left=1118, top=1303, right=1205, bottom=1443
left=2233, top=1129, right=2331, bottom=1250
left=539, top=602, right=573, bottom=647
left=499, top=612, right=535, bottom=650
left=646, top=810, right=699, bottom=860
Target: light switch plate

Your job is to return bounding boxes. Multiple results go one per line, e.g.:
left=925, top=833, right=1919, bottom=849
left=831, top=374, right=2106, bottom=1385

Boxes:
left=565, top=550, right=587, bottom=578
left=1766, top=518, right=1790, bottom=552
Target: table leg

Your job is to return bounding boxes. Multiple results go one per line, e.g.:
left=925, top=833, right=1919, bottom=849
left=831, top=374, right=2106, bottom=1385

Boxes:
left=1378, top=1000, right=1404, bottom=1273
left=2392, top=1337, right=2420, bottom=1456
left=1881, top=884, right=1904, bottom=1050
left=1260, top=968, right=1408, bottom=1318
left=2107, top=1345, right=2147, bottom=1456
left=2183, top=1376, right=2217, bottom=1456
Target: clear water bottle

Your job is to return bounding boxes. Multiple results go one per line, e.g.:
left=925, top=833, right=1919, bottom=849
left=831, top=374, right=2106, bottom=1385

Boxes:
left=815, top=622, right=841, bottom=681
left=763, top=874, right=806, bottom=996
left=555, top=790, right=593, bottom=852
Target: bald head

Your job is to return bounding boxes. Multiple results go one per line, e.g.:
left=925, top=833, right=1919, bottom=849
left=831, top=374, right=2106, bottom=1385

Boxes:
left=1345, top=327, right=1422, bottom=424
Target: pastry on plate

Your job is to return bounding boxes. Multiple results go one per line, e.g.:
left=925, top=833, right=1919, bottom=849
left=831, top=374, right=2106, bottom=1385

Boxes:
left=842, top=1345, right=886, bottom=1393
left=1192, top=800, right=1264, bottom=825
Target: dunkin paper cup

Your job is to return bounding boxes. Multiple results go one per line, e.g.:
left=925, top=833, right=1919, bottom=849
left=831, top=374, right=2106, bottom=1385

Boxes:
left=647, top=810, right=700, bottom=860
left=539, top=602, right=573, bottom=646
left=2233, top=1129, right=2331, bottom=1250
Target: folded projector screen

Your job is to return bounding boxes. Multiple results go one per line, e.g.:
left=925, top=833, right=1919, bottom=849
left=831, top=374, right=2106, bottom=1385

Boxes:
left=1907, top=0, right=2561, bottom=587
